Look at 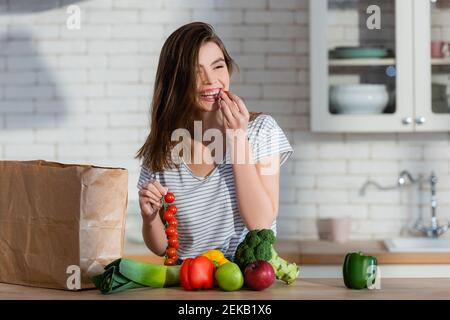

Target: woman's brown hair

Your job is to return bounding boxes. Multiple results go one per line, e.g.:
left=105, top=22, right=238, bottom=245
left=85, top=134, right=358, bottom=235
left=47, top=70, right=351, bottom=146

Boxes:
left=136, top=22, right=261, bottom=172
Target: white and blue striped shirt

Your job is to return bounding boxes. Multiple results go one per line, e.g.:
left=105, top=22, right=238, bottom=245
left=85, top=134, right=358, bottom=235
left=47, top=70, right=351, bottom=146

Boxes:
left=137, top=114, right=293, bottom=261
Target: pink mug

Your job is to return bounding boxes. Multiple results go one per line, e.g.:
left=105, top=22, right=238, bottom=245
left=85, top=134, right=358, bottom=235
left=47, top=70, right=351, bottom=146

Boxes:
left=317, top=217, right=352, bottom=243
left=431, top=41, right=450, bottom=58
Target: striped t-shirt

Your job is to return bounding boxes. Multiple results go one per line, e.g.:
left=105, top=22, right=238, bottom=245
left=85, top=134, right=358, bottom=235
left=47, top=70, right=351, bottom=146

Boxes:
left=137, top=114, right=293, bottom=261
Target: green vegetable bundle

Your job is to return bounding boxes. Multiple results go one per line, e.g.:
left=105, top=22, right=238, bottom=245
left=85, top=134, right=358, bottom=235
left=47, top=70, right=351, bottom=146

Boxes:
left=91, top=258, right=180, bottom=294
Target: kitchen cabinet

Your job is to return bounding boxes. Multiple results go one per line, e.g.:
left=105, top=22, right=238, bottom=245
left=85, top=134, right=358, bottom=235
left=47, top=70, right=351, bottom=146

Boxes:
left=414, top=0, right=450, bottom=131
left=310, top=0, right=450, bottom=132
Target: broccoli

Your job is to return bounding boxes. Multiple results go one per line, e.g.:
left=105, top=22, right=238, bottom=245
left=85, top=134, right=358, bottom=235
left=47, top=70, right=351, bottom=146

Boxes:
left=233, top=229, right=300, bottom=285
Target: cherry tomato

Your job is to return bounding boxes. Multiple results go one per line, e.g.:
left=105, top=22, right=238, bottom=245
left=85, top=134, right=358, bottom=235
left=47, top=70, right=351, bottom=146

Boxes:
left=167, top=204, right=177, bottom=215
left=164, top=192, right=175, bottom=204
left=164, top=258, right=177, bottom=266
left=166, top=247, right=178, bottom=258
left=163, top=211, right=174, bottom=222
left=165, top=226, right=177, bottom=237
left=168, top=218, right=178, bottom=228
left=168, top=237, right=179, bottom=249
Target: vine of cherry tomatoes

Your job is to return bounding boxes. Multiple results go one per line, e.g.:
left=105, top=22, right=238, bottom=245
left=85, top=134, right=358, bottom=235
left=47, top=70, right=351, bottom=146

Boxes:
left=161, top=192, right=178, bottom=266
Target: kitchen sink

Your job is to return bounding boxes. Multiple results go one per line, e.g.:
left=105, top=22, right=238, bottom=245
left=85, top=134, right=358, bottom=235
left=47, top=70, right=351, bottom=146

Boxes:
left=384, top=238, right=450, bottom=252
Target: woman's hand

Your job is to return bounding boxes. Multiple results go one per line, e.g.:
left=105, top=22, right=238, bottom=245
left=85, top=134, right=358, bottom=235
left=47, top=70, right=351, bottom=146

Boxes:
left=138, top=180, right=168, bottom=220
left=218, top=90, right=250, bottom=132
left=219, top=90, right=251, bottom=163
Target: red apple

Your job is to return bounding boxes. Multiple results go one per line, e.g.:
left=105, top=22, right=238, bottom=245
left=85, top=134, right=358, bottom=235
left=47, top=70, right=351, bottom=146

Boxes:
left=244, top=260, right=275, bottom=291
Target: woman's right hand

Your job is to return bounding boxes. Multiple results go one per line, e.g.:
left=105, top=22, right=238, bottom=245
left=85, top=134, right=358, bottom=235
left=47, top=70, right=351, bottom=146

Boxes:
left=138, top=180, right=168, bottom=219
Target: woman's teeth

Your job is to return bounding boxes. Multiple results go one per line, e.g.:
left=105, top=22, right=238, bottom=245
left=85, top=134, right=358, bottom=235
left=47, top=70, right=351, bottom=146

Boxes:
left=200, top=90, right=221, bottom=98
left=200, top=93, right=218, bottom=98
left=199, top=92, right=221, bottom=103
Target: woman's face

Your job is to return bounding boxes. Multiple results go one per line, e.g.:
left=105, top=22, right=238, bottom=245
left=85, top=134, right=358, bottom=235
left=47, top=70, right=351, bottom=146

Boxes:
left=195, top=41, right=230, bottom=112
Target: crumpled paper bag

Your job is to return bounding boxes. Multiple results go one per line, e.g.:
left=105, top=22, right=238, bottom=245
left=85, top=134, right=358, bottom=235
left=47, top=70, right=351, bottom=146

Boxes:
left=0, top=160, right=128, bottom=290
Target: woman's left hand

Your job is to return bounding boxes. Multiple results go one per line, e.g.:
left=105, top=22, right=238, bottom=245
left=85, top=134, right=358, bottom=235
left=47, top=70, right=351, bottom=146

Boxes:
left=218, top=90, right=250, bottom=132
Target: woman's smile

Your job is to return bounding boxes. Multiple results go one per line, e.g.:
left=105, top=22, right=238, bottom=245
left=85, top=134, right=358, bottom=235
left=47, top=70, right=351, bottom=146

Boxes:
left=199, top=88, right=222, bottom=103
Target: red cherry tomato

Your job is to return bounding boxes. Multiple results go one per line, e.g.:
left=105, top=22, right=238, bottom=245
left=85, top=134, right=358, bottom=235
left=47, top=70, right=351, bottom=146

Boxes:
left=168, top=237, right=179, bottom=249
left=162, top=211, right=174, bottom=222
left=168, top=219, right=178, bottom=228
left=164, top=258, right=177, bottom=266
left=167, top=204, right=177, bottom=215
left=166, top=247, right=178, bottom=258
left=164, top=192, right=175, bottom=204
left=165, top=226, right=177, bottom=237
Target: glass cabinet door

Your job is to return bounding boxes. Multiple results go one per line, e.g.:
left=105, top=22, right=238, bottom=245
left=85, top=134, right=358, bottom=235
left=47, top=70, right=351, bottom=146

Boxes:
left=311, top=0, right=414, bottom=132
left=414, top=0, right=450, bottom=131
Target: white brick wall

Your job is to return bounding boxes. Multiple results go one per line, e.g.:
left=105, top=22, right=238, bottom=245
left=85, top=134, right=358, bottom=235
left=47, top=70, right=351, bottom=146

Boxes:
left=1, top=0, right=450, bottom=241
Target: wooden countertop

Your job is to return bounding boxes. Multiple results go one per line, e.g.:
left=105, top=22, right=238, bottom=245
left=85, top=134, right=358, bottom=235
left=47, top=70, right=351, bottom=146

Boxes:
left=124, top=240, right=450, bottom=265
left=2, top=278, right=450, bottom=300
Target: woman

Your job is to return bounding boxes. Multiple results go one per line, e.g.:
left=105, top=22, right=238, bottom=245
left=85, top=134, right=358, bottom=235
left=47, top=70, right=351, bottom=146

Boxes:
left=136, top=22, right=293, bottom=264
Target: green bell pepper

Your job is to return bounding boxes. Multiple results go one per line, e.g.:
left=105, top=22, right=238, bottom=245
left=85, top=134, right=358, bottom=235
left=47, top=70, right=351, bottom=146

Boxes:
left=342, top=252, right=378, bottom=290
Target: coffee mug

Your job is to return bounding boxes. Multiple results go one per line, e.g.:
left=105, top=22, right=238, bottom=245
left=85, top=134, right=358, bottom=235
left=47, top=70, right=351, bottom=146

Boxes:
left=317, top=217, right=352, bottom=243
left=431, top=41, right=450, bottom=58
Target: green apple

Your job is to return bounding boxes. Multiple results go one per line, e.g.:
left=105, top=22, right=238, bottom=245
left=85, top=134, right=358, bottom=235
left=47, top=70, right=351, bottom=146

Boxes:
left=215, top=262, right=244, bottom=291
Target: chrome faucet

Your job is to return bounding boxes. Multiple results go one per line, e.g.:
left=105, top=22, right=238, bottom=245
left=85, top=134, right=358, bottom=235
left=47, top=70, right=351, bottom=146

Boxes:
left=397, top=170, right=420, bottom=186
left=358, top=170, right=421, bottom=196
left=413, top=172, right=448, bottom=238
left=359, top=170, right=449, bottom=238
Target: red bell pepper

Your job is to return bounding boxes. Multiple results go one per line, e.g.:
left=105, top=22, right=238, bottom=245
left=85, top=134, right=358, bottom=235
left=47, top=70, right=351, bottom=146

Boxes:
left=180, top=256, right=215, bottom=290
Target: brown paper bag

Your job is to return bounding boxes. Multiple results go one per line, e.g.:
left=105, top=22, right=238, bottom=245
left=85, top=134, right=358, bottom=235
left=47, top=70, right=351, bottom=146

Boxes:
left=0, top=160, right=128, bottom=290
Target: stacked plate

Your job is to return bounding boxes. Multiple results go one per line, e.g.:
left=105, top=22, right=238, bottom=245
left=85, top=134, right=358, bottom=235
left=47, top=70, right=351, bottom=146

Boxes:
left=329, top=46, right=393, bottom=59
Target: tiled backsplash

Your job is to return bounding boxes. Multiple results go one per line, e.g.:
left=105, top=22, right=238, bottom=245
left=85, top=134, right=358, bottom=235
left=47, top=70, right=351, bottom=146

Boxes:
left=1, top=0, right=449, bottom=241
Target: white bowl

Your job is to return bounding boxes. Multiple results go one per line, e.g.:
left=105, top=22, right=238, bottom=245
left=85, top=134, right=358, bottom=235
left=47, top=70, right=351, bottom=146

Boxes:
left=329, top=84, right=389, bottom=114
